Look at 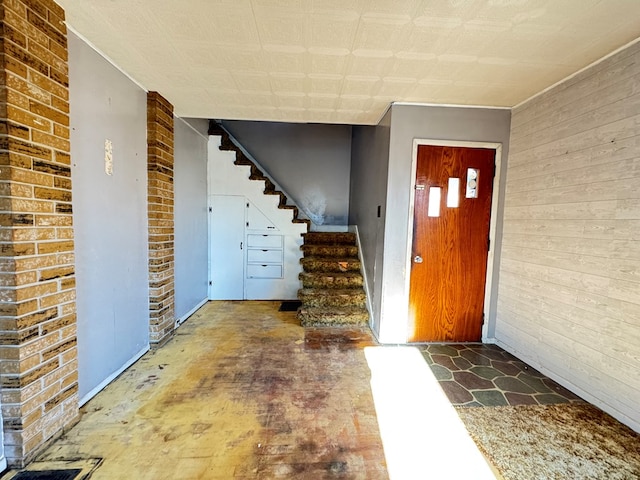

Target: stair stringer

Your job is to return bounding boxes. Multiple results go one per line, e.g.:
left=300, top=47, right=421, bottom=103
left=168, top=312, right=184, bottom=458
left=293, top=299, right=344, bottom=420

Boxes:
left=351, top=225, right=374, bottom=329
left=211, top=122, right=312, bottom=225
left=208, top=135, right=307, bottom=300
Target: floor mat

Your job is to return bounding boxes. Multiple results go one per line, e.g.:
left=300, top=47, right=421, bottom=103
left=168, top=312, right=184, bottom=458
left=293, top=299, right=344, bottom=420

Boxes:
left=278, top=300, right=301, bottom=311
left=11, top=470, right=82, bottom=480
left=2, top=458, right=102, bottom=480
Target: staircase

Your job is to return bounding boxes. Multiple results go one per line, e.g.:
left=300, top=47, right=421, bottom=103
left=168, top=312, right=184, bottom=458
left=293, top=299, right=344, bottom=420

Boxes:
left=208, top=121, right=310, bottom=229
left=297, top=232, right=369, bottom=326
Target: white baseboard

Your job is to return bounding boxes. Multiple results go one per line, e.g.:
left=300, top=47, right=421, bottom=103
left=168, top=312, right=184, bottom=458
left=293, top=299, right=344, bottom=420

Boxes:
left=79, top=344, right=150, bottom=407
left=175, top=298, right=208, bottom=328
left=350, top=225, right=374, bottom=328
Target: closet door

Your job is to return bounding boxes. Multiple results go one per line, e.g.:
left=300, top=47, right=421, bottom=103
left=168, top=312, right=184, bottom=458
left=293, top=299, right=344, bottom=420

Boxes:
left=209, top=195, right=245, bottom=299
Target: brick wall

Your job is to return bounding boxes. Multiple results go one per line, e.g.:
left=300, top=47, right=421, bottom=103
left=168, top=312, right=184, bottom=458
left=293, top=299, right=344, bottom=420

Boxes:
left=147, top=92, right=175, bottom=346
left=0, top=0, right=78, bottom=467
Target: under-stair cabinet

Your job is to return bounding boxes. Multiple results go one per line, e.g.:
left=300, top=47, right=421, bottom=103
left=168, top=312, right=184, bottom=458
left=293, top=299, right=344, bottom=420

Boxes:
left=208, top=135, right=307, bottom=300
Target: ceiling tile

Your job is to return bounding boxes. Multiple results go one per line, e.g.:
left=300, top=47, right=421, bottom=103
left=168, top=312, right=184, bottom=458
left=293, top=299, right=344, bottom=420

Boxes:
left=232, top=72, right=272, bottom=93
left=268, top=52, right=306, bottom=73
left=342, top=76, right=381, bottom=96
left=309, top=13, right=360, bottom=49
left=58, top=0, right=640, bottom=124
left=270, top=74, right=306, bottom=95
left=309, top=75, right=343, bottom=95
left=256, top=13, right=306, bottom=46
left=307, top=95, right=339, bottom=110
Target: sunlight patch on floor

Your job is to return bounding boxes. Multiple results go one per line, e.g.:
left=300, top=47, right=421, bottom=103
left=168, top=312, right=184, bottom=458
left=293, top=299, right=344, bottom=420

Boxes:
left=364, top=346, right=497, bottom=480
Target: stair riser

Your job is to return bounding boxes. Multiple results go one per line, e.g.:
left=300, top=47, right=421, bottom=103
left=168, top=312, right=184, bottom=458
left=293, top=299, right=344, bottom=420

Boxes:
left=302, top=246, right=359, bottom=257
left=298, top=313, right=369, bottom=327
left=300, top=277, right=364, bottom=288
left=302, top=233, right=356, bottom=245
left=301, top=260, right=361, bottom=273
left=298, top=295, right=366, bottom=308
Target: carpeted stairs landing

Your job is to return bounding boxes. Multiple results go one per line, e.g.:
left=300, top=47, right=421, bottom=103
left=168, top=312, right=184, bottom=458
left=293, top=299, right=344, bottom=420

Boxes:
left=297, top=232, right=369, bottom=326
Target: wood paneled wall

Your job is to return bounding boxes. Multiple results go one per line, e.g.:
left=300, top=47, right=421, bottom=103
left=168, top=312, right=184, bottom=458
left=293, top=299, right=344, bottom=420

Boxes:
left=498, top=41, right=640, bottom=431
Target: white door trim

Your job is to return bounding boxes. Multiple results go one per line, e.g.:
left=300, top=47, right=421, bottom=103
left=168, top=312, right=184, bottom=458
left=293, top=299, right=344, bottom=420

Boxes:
left=0, top=398, right=6, bottom=472
left=406, top=139, right=503, bottom=341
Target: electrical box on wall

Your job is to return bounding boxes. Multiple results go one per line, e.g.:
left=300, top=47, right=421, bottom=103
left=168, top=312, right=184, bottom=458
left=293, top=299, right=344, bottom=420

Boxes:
left=105, top=139, right=113, bottom=175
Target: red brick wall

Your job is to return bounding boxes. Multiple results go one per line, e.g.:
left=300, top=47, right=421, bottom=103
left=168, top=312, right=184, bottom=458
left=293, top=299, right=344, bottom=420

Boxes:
left=147, top=92, right=175, bottom=346
left=0, top=0, right=78, bottom=467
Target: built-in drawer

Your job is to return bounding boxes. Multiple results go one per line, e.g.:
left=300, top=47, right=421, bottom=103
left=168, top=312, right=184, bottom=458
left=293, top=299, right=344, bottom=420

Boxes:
left=247, top=234, right=283, bottom=248
left=247, top=264, right=283, bottom=278
left=247, top=249, right=283, bottom=263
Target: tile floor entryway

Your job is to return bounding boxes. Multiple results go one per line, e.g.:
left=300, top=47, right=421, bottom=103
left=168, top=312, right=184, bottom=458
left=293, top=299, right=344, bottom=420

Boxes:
left=0, top=301, right=602, bottom=480
left=419, top=344, right=584, bottom=407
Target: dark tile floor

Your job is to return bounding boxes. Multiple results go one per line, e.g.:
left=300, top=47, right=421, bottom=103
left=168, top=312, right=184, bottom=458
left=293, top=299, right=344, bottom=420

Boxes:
left=419, top=343, right=584, bottom=407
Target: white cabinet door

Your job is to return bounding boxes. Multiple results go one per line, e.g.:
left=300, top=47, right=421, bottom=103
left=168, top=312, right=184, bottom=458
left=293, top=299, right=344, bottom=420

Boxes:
left=209, top=195, right=245, bottom=300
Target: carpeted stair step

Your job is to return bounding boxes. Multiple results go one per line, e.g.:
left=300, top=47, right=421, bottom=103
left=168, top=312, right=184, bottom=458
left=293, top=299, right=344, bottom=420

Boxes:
left=298, top=288, right=366, bottom=308
left=301, top=257, right=361, bottom=273
left=301, top=244, right=358, bottom=258
left=302, top=232, right=356, bottom=245
left=297, top=231, right=368, bottom=327
left=298, top=306, right=369, bottom=326
left=299, top=272, right=364, bottom=289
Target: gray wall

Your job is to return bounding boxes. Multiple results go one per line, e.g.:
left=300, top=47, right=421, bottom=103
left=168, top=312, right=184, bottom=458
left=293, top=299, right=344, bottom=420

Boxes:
left=222, top=120, right=352, bottom=226
left=174, top=118, right=208, bottom=321
left=349, top=110, right=391, bottom=337
left=498, top=41, right=640, bottom=431
left=69, top=32, right=150, bottom=403
left=378, top=104, right=511, bottom=342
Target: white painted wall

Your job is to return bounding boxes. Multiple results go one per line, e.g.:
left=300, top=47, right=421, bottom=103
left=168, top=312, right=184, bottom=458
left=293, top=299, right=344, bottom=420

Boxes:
left=69, top=32, right=150, bottom=403
left=497, top=41, right=640, bottom=432
left=208, top=136, right=307, bottom=300
left=174, top=118, right=208, bottom=324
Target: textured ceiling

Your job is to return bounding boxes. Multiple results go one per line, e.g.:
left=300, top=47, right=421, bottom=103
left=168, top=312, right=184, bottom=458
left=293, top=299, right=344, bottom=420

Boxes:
left=57, top=0, right=640, bottom=124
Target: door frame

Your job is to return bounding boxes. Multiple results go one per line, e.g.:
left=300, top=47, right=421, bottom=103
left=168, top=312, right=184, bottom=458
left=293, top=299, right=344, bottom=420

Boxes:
left=406, top=139, right=503, bottom=342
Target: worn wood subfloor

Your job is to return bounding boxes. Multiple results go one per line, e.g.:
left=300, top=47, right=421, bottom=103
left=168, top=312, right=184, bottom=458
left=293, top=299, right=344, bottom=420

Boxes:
left=37, top=301, right=389, bottom=479
left=6, top=301, right=498, bottom=479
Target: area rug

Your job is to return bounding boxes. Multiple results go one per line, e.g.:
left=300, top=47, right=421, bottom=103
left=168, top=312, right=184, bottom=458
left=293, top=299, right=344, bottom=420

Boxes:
left=456, top=404, right=640, bottom=480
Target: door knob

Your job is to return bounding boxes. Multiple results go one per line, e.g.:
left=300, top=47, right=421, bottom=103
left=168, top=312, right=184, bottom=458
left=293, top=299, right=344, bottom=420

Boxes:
left=414, top=255, right=423, bottom=263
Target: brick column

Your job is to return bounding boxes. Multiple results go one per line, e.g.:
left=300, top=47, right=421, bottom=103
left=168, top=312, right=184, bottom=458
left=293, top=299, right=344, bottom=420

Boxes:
left=0, top=0, right=78, bottom=467
left=146, top=92, right=175, bottom=346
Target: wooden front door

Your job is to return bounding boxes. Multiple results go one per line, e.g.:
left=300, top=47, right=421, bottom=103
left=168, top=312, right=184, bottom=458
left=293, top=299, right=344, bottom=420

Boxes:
left=408, top=145, right=495, bottom=342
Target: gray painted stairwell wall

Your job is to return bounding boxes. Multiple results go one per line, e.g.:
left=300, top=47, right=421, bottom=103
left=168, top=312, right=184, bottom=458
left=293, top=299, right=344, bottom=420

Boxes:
left=349, top=110, right=391, bottom=338
left=221, top=120, right=352, bottom=227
